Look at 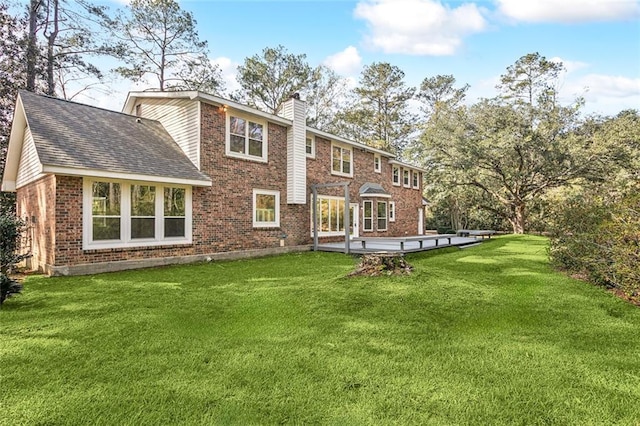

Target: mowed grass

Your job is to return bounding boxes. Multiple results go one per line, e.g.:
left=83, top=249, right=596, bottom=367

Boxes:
left=1, top=235, right=639, bottom=425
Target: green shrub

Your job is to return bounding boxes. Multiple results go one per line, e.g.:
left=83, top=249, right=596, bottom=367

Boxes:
left=0, top=214, right=29, bottom=306
left=549, top=192, right=640, bottom=298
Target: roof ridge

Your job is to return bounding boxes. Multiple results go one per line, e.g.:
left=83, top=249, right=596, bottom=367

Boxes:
left=18, top=90, right=154, bottom=122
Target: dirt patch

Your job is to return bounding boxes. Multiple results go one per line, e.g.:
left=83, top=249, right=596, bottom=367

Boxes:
left=349, top=253, right=413, bottom=277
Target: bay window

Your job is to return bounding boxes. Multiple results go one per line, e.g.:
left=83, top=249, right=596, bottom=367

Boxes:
left=363, top=200, right=373, bottom=232
left=378, top=201, right=388, bottom=231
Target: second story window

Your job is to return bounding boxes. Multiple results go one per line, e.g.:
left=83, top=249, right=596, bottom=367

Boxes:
left=306, top=137, right=315, bottom=158
left=332, top=143, right=352, bottom=177
left=392, top=166, right=400, bottom=186
left=374, top=155, right=381, bottom=173
left=413, top=171, right=419, bottom=189
left=403, top=169, right=410, bottom=187
left=227, top=114, right=267, bottom=162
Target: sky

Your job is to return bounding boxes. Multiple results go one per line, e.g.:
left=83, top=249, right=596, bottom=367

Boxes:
left=88, top=0, right=640, bottom=117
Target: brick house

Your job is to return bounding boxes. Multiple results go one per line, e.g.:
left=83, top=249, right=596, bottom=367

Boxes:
left=2, top=90, right=426, bottom=275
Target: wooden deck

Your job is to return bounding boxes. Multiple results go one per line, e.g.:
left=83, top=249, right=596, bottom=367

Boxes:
left=316, top=235, right=480, bottom=254
left=456, top=229, right=496, bottom=239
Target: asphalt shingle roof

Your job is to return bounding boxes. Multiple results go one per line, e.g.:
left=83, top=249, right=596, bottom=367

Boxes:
left=359, top=182, right=390, bottom=197
left=19, top=90, right=211, bottom=184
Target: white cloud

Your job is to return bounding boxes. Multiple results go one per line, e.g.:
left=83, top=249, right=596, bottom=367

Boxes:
left=212, top=56, right=241, bottom=95
left=354, top=0, right=487, bottom=55
left=575, top=74, right=640, bottom=98
left=496, top=0, right=640, bottom=23
left=323, top=46, right=363, bottom=75
left=550, top=57, right=589, bottom=74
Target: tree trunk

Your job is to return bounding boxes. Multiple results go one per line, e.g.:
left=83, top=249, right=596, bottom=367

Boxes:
left=45, top=0, right=59, bottom=96
left=26, top=0, right=41, bottom=91
left=509, top=202, right=526, bottom=234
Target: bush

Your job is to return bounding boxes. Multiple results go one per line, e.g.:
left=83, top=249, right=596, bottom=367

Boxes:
left=0, top=214, right=29, bottom=306
left=549, top=192, right=640, bottom=299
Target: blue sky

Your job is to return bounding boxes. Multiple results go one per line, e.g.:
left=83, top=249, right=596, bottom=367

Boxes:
left=95, top=0, right=640, bottom=117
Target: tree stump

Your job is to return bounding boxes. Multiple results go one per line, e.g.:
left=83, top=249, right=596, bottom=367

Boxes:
left=349, top=252, right=413, bottom=277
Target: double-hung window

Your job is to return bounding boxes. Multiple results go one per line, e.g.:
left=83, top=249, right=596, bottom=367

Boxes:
left=331, top=143, right=352, bottom=177
left=306, top=137, right=315, bottom=158
left=392, top=166, right=400, bottom=186
left=363, top=201, right=373, bottom=232
left=377, top=201, right=388, bottom=231
left=131, top=185, right=156, bottom=239
left=413, top=171, right=419, bottom=189
left=253, top=189, right=280, bottom=228
left=227, top=114, right=267, bottom=162
left=164, top=187, right=186, bottom=237
left=374, top=155, right=381, bottom=173
left=403, top=169, right=410, bottom=187
left=389, top=201, right=396, bottom=222
left=84, top=179, right=192, bottom=249
left=91, top=182, right=121, bottom=241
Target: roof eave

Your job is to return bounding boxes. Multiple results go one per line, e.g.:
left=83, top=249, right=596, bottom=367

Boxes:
left=388, top=159, right=428, bottom=173
left=123, top=90, right=292, bottom=126
left=306, top=127, right=395, bottom=158
left=41, top=165, right=213, bottom=187
left=1, top=94, right=28, bottom=193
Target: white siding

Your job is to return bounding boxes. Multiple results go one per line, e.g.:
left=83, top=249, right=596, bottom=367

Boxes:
left=16, top=127, right=43, bottom=188
left=138, top=98, right=200, bottom=169
left=280, top=98, right=307, bottom=204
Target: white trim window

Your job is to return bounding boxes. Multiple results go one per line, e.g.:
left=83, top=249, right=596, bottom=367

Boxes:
left=374, top=155, right=381, bottom=173
left=84, top=179, right=192, bottom=250
left=363, top=200, right=373, bottom=232
left=253, top=189, right=280, bottom=228
left=226, top=113, right=267, bottom=162
left=413, top=171, right=420, bottom=189
left=403, top=169, right=410, bottom=188
left=306, top=136, right=315, bottom=158
left=312, top=195, right=349, bottom=236
left=377, top=201, right=388, bottom=231
left=389, top=201, right=396, bottom=222
left=331, top=143, right=353, bottom=177
left=392, top=166, right=400, bottom=186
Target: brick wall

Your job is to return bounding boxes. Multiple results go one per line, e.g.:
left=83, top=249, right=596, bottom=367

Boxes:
left=196, top=103, right=308, bottom=251
left=26, top=100, right=423, bottom=273
left=306, top=136, right=423, bottom=238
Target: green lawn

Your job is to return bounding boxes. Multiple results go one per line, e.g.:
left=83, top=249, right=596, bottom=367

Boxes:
left=2, top=235, right=639, bottom=425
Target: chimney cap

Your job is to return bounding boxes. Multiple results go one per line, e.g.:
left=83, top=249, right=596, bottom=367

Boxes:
left=291, top=92, right=300, bottom=100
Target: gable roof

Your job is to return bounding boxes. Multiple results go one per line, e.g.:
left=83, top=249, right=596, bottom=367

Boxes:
left=2, top=91, right=211, bottom=191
